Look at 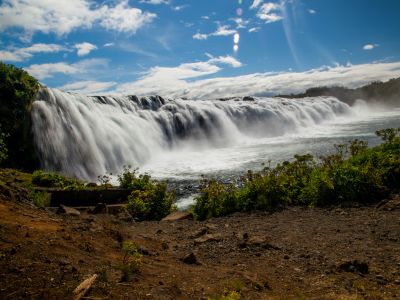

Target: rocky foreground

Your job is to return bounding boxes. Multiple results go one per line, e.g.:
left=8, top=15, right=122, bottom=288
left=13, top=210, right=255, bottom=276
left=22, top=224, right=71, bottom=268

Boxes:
left=0, top=188, right=399, bottom=299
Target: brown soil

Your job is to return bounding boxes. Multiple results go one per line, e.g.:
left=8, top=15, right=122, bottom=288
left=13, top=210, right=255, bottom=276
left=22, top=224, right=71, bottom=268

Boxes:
left=0, top=183, right=399, bottom=299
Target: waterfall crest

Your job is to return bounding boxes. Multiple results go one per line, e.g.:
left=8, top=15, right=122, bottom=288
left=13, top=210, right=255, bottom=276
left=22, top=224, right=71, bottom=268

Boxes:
left=31, top=87, right=351, bottom=179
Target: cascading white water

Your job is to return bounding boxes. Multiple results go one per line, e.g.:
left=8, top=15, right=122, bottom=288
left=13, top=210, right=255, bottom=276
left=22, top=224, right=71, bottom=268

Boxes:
left=31, top=87, right=351, bottom=180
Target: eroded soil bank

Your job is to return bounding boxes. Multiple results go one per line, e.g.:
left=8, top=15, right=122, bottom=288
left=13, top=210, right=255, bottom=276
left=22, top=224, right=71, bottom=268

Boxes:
left=0, top=189, right=399, bottom=299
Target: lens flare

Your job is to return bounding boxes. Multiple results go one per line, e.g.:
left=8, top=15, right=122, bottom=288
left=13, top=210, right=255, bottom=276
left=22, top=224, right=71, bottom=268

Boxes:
left=233, top=44, right=239, bottom=52
left=233, top=33, right=240, bottom=44
left=236, top=8, right=243, bottom=16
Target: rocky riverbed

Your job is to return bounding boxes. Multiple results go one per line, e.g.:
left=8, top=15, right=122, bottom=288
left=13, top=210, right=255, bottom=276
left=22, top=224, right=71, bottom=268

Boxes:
left=0, top=183, right=399, bottom=299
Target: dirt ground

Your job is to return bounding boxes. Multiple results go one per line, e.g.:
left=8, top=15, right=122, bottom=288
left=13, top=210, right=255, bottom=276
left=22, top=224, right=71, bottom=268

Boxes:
left=0, top=184, right=399, bottom=299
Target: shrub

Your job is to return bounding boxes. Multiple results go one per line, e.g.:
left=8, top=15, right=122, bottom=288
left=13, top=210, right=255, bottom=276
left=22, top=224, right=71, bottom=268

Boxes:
left=118, top=166, right=152, bottom=190
left=119, top=240, right=142, bottom=282
left=121, top=167, right=175, bottom=220
left=194, top=129, right=400, bottom=219
left=32, top=191, right=51, bottom=207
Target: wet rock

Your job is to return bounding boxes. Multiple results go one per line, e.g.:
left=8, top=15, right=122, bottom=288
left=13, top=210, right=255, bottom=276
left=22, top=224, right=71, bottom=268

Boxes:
left=243, top=96, right=255, bottom=101
left=182, top=252, right=200, bottom=265
left=162, top=211, right=193, bottom=221
left=194, top=234, right=222, bottom=244
left=338, top=260, right=369, bottom=274
left=57, top=205, right=80, bottom=216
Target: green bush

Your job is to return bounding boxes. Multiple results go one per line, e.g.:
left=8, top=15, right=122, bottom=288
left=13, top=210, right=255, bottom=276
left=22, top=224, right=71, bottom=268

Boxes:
left=121, top=167, right=175, bottom=220
left=119, top=240, right=142, bottom=282
left=32, top=170, right=84, bottom=190
left=194, top=128, right=400, bottom=219
left=32, top=191, right=51, bottom=207
left=0, top=63, right=40, bottom=169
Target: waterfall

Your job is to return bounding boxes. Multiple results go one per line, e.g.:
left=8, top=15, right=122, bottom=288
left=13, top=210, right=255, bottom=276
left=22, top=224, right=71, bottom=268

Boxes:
left=31, top=87, right=351, bottom=180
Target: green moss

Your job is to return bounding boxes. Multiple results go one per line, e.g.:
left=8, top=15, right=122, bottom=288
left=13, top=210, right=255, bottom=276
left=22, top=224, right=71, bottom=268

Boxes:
left=31, top=170, right=85, bottom=190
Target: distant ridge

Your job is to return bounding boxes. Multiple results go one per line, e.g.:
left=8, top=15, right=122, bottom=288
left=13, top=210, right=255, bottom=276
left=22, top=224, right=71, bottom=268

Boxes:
left=278, top=77, right=400, bottom=106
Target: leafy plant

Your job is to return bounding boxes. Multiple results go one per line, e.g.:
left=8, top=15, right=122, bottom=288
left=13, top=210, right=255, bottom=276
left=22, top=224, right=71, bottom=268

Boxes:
left=120, top=166, right=175, bottom=220
left=119, top=240, right=142, bottom=282
left=32, top=191, right=51, bottom=207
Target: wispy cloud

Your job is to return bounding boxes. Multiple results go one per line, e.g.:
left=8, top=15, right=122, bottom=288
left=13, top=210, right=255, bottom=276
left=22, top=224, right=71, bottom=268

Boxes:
left=116, top=55, right=242, bottom=96
left=139, top=0, right=169, bottom=4
left=193, top=33, right=208, bottom=40
left=248, top=27, right=261, bottom=33
left=256, top=2, right=283, bottom=23
left=0, top=43, right=68, bottom=62
left=192, top=24, right=237, bottom=40
left=0, top=0, right=156, bottom=38
left=250, top=0, right=263, bottom=10
left=308, top=9, right=316, bottom=14
left=114, top=61, right=400, bottom=99
left=231, top=18, right=250, bottom=29
left=363, top=44, right=379, bottom=51
left=25, top=58, right=109, bottom=80
left=172, top=5, right=188, bottom=11
left=75, top=42, right=97, bottom=57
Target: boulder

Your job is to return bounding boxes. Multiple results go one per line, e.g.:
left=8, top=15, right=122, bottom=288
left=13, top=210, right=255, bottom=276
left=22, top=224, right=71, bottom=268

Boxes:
left=182, top=252, right=200, bottom=265
left=194, top=234, right=222, bottom=244
left=162, top=211, right=193, bottom=222
left=57, top=205, right=80, bottom=216
left=90, top=203, right=108, bottom=214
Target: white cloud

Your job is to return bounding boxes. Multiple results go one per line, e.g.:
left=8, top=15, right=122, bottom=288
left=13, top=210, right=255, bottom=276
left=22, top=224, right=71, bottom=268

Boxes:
left=209, top=55, right=242, bottom=68
left=99, top=1, right=156, bottom=34
left=250, top=0, right=263, bottom=10
left=0, top=43, right=67, bottom=62
left=104, top=43, right=115, bottom=47
left=192, top=25, right=237, bottom=41
left=58, top=80, right=116, bottom=94
left=231, top=18, right=250, bottom=29
left=0, top=0, right=156, bottom=38
left=256, top=2, right=283, bottom=23
left=115, top=61, right=400, bottom=99
left=363, top=44, right=378, bottom=51
left=25, top=63, right=79, bottom=80
left=193, top=33, right=208, bottom=40
left=25, top=58, right=109, bottom=80
left=213, top=25, right=237, bottom=36
left=116, top=55, right=242, bottom=95
left=308, top=9, right=316, bottom=14
left=248, top=27, right=261, bottom=33
left=201, top=16, right=210, bottom=20
left=139, top=0, right=169, bottom=4
left=75, top=42, right=98, bottom=56
left=172, top=5, right=188, bottom=11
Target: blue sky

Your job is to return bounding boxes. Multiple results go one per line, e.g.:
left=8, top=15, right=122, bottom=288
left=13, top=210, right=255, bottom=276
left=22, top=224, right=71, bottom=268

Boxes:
left=1, top=0, right=400, bottom=98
